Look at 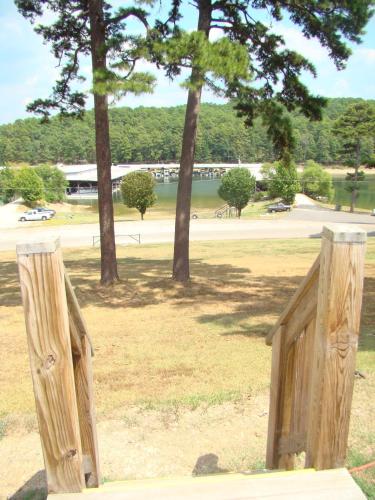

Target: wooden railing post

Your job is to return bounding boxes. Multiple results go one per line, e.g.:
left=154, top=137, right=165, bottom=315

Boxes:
left=266, top=326, right=295, bottom=470
left=306, top=224, right=367, bottom=470
left=17, top=238, right=85, bottom=494
left=266, top=257, right=320, bottom=470
left=65, top=273, right=100, bottom=487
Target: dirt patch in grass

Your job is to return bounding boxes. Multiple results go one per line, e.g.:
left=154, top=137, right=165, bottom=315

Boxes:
left=1, top=394, right=271, bottom=499
left=0, top=238, right=374, bottom=497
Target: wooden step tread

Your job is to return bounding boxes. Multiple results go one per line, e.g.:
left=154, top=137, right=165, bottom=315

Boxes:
left=48, top=468, right=365, bottom=499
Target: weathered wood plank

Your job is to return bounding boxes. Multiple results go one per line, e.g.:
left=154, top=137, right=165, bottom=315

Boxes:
left=266, top=326, right=295, bottom=470
left=65, top=271, right=94, bottom=356
left=278, top=341, right=296, bottom=470
left=65, top=268, right=100, bottom=486
left=306, top=225, right=367, bottom=470
left=266, top=326, right=283, bottom=469
left=266, top=254, right=320, bottom=346
left=17, top=240, right=85, bottom=493
left=283, top=283, right=318, bottom=348
left=48, top=468, right=366, bottom=500
left=73, top=335, right=101, bottom=487
left=279, top=317, right=316, bottom=458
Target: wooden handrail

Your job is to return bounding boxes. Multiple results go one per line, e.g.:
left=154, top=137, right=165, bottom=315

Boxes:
left=266, top=224, right=367, bottom=473
left=65, top=270, right=94, bottom=356
left=265, top=254, right=320, bottom=346
left=17, top=238, right=100, bottom=494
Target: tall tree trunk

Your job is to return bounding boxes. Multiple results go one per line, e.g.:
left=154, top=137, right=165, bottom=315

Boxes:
left=351, top=140, right=361, bottom=213
left=172, top=0, right=211, bottom=282
left=351, top=171, right=357, bottom=213
left=88, top=0, right=119, bottom=285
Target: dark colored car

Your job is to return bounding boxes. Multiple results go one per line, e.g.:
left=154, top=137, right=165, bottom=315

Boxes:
left=267, top=202, right=292, bottom=213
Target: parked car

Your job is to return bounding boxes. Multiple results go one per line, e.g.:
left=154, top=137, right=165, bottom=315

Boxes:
left=267, top=202, right=292, bottom=213
left=19, top=210, right=53, bottom=221
left=35, top=207, right=56, bottom=217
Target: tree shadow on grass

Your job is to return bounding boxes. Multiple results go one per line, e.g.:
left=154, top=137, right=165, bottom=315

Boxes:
left=0, top=255, right=296, bottom=342
left=1, top=254, right=374, bottom=349
left=0, top=260, right=21, bottom=307
left=62, top=256, right=301, bottom=332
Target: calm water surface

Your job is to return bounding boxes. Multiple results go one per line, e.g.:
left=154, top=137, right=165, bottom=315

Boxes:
left=70, top=175, right=375, bottom=213
left=74, top=177, right=223, bottom=215
left=333, top=176, right=375, bottom=210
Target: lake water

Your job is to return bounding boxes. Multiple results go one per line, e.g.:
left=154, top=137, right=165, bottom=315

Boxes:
left=75, top=177, right=224, bottom=215
left=70, top=174, right=375, bottom=213
left=332, top=176, right=375, bottom=210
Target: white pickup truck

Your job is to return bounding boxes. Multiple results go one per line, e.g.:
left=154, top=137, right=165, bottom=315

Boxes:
left=19, top=210, right=52, bottom=221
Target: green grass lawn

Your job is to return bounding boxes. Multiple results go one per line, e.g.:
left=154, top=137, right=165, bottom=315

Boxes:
left=28, top=199, right=280, bottom=227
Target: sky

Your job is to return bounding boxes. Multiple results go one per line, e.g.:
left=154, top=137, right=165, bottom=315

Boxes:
left=0, top=0, right=375, bottom=125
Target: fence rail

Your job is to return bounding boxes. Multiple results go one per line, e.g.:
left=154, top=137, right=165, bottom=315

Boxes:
left=266, top=224, right=367, bottom=471
left=92, top=233, right=141, bottom=247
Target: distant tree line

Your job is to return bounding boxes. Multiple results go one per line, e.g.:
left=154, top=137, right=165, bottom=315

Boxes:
left=0, top=98, right=374, bottom=167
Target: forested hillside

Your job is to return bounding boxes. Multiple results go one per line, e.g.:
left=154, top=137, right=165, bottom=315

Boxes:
left=0, top=98, right=373, bottom=165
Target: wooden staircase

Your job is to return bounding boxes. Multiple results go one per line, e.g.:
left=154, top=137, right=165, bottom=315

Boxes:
left=17, top=225, right=368, bottom=498
left=214, top=204, right=236, bottom=218
left=49, top=468, right=365, bottom=499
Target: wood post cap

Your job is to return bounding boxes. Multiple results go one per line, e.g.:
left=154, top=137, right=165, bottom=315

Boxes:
left=16, top=236, right=60, bottom=255
left=322, top=224, right=367, bottom=243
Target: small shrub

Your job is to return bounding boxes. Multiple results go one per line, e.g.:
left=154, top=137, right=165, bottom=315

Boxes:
left=300, top=160, right=334, bottom=200
left=121, top=171, right=156, bottom=220
left=218, top=167, right=256, bottom=217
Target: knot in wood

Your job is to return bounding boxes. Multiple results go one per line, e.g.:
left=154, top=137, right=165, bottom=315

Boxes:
left=66, top=449, right=77, bottom=459
left=45, top=354, right=56, bottom=369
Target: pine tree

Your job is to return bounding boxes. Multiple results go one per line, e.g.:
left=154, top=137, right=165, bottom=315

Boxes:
left=15, top=0, right=155, bottom=285
left=333, top=101, right=375, bottom=212
left=153, top=0, right=374, bottom=282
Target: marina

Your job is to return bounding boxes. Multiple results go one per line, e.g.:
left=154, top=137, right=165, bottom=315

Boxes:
left=59, top=163, right=263, bottom=199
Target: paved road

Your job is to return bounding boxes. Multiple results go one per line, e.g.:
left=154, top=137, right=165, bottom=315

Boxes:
left=1, top=208, right=375, bottom=251
left=287, top=206, right=375, bottom=225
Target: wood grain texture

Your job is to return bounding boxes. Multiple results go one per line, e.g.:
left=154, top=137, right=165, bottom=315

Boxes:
left=266, top=255, right=320, bottom=345
left=283, top=284, right=318, bottom=349
left=306, top=230, right=366, bottom=470
left=65, top=272, right=94, bottom=356
left=266, top=327, right=283, bottom=469
left=289, top=318, right=315, bottom=449
left=47, top=468, right=366, bottom=500
left=267, top=312, right=318, bottom=465
left=73, top=335, right=101, bottom=487
left=275, top=321, right=315, bottom=458
left=278, top=341, right=296, bottom=471
left=17, top=245, right=85, bottom=493
left=266, top=326, right=295, bottom=470
left=65, top=269, right=100, bottom=486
